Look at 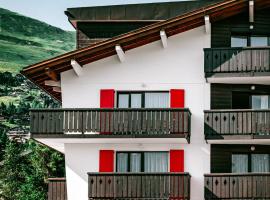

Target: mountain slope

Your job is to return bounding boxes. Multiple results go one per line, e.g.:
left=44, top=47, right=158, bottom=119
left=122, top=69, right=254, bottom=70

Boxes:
left=0, top=8, right=76, bottom=73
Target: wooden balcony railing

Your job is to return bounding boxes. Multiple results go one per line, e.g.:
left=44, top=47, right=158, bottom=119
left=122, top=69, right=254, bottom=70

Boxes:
left=204, top=47, right=270, bottom=77
left=88, top=173, right=191, bottom=199
left=204, top=109, right=270, bottom=139
left=205, top=173, right=270, bottom=199
left=30, top=108, right=191, bottom=140
left=48, top=178, right=67, bottom=200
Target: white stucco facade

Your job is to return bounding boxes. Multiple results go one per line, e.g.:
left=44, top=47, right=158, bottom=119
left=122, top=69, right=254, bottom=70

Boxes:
left=58, top=26, right=211, bottom=200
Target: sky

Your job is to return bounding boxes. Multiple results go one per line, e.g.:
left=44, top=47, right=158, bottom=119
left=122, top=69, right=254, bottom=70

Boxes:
left=0, top=0, right=185, bottom=31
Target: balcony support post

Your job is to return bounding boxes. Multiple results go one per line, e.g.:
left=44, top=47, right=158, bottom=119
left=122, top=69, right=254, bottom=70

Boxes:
left=204, top=15, right=210, bottom=34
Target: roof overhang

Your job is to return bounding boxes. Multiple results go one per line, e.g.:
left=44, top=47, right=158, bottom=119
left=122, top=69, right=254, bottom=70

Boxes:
left=21, top=0, right=270, bottom=102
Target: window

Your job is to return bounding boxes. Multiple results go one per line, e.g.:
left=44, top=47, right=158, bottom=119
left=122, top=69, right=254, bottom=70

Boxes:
left=116, top=152, right=168, bottom=172
left=231, top=36, right=248, bottom=47
left=232, top=153, right=270, bottom=173
left=252, top=95, right=270, bottom=109
left=250, top=36, right=268, bottom=47
left=117, top=91, right=169, bottom=108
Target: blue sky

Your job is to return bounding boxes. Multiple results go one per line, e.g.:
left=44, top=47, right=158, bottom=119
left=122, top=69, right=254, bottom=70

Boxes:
left=0, top=0, right=184, bottom=31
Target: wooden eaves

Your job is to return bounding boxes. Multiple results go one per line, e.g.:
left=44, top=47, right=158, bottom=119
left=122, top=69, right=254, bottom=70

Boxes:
left=20, top=0, right=270, bottom=102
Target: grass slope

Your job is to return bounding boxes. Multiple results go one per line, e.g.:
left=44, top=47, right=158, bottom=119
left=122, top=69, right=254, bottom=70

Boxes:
left=0, top=7, right=76, bottom=73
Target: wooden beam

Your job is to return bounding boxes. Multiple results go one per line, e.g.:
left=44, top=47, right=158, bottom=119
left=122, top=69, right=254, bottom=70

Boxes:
left=160, top=30, right=168, bottom=48
left=53, top=87, right=61, bottom=93
left=249, top=0, right=254, bottom=23
left=71, top=59, right=83, bottom=76
left=45, top=68, right=58, bottom=81
left=44, top=80, right=61, bottom=87
left=115, top=45, right=125, bottom=62
left=204, top=15, right=210, bottom=34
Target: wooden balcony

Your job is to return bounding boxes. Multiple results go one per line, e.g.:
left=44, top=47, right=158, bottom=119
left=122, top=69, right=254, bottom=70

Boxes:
left=30, top=108, right=191, bottom=141
left=88, top=172, right=191, bottom=199
left=205, top=173, right=270, bottom=199
left=204, top=47, right=270, bottom=78
left=204, top=109, right=270, bottom=141
left=48, top=178, right=67, bottom=200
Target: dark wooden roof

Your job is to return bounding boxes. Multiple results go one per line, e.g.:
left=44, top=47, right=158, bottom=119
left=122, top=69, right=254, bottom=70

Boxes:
left=65, top=0, right=222, bottom=22
left=21, top=0, right=270, bottom=102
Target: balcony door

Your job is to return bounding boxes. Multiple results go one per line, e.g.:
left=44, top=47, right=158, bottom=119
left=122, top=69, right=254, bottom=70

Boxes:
left=116, top=152, right=168, bottom=172
left=232, top=153, right=270, bottom=173
left=117, top=92, right=169, bottom=108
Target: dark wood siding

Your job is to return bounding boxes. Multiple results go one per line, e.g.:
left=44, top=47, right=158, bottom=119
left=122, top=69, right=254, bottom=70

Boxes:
left=211, top=144, right=270, bottom=173
left=76, top=22, right=154, bottom=49
left=211, top=8, right=270, bottom=48
left=211, top=84, right=270, bottom=109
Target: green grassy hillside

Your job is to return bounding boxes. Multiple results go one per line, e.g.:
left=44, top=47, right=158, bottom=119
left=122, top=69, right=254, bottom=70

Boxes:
left=0, top=8, right=76, bottom=73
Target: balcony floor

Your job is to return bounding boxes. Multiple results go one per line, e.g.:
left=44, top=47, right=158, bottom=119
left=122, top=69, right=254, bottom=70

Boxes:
left=206, top=75, right=270, bottom=84
left=36, top=136, right=188, bottom=153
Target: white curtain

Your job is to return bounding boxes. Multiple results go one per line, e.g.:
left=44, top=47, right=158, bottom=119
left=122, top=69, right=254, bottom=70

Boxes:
left=130, top=153, right=141, bottom=172
left=144, top=152, right=168, bottom=172
left=251, top=154, right=270, bottom=172
left=232, top=154, right=248, bottom=173
left=131, top=94, right=142, bottom=108
left=117, top=153, right=128, bottom=172
left=252, top=95, right=269, bottom=109
left=145, top=93, right=169, bottom=108
left=118, top=94, right=129, bottom=108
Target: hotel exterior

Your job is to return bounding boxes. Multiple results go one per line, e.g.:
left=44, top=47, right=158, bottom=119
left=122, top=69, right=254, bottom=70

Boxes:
left=21, top=0, right=270, bottom=199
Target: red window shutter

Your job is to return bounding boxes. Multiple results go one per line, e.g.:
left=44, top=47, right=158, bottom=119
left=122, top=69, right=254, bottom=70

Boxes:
left=100, top=89, right=115, bottom=108
left=170, top=150, right=184, bottom=172
left=99, top=150, right=114, bottom=172
left=170, top=89, right=185, bottom=108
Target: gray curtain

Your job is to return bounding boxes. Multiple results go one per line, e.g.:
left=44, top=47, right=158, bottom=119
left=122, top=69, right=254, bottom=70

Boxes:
left=144, top=152, right=168, bottom=172
left=145, top=93, right=169, bottom=108
left=251, top=154, right=270, bottom=172
left=232, top=154, right=248, bottom=173
left=117, top=153, right=128, bottom=172
left=131, top=94, right=142, bottom=108
left=130, top=153, right=141, bottom=172
left=118, top=94, right=129, bottom=108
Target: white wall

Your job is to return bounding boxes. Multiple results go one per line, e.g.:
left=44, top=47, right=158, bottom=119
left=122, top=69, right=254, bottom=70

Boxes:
left=62, top=26, right=211, bottom=200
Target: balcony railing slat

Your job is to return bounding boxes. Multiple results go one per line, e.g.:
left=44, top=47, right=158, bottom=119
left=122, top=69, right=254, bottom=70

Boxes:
left=204, top=47, right=270, bottom=77
left=30, top=108, right=191, bottom=139
left=88, top=173, right=190, bottom=199
left=205, top=109, right=270, bottom=138
left=205, top=173, right=270, bottom=199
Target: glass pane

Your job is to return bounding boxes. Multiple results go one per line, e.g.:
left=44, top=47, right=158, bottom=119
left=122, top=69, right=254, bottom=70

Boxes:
left=117, top=153, right=128, bottom=172
left=145, top=93, right=169, bottom=108
left=232, top=154, right=248, bottom=173
left=131, top=94, right=142, bottom=108
left=251, top=154, right=270, bottom=172
left=118, top=94, right=129, bottom=108
left=144, top=152, right=168, bottom=172
left=251, top=36, right=268, bottom=47
left=231, top=36, right=248, bottom=47
left=252, top=95, right=269, bottom=109
left=130, top=153, right=141, bottom=172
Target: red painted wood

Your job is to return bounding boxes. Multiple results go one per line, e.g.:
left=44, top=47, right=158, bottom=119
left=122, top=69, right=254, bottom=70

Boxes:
left=170, top=89, right=185, bottom=108
left=100, top=89, right=115, bottom=108
left=170, top=149, right=184, bottom=172
left=99, top=150, right=114, bottom=172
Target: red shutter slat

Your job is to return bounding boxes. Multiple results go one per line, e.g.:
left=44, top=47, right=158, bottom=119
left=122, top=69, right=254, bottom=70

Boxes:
left=100, top=89, right=115, bottom=108
left=170, top=149, right=184, bottom=172
left=99, top=150, right=114, bottom=172
left=170, top=89, right=185, bottom=108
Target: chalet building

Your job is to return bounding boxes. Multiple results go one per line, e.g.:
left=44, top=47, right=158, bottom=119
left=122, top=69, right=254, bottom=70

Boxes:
left=21, top=0, right=270, bottom=199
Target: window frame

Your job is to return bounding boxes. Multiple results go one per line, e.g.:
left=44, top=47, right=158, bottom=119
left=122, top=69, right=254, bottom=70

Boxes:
left=116, top=151, right=169, bottom=172
left=230, top=34, right=270, bottom=47
left=117, top=91, right=169, bottom=108
left=231, top=153, right=270, bottom=173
